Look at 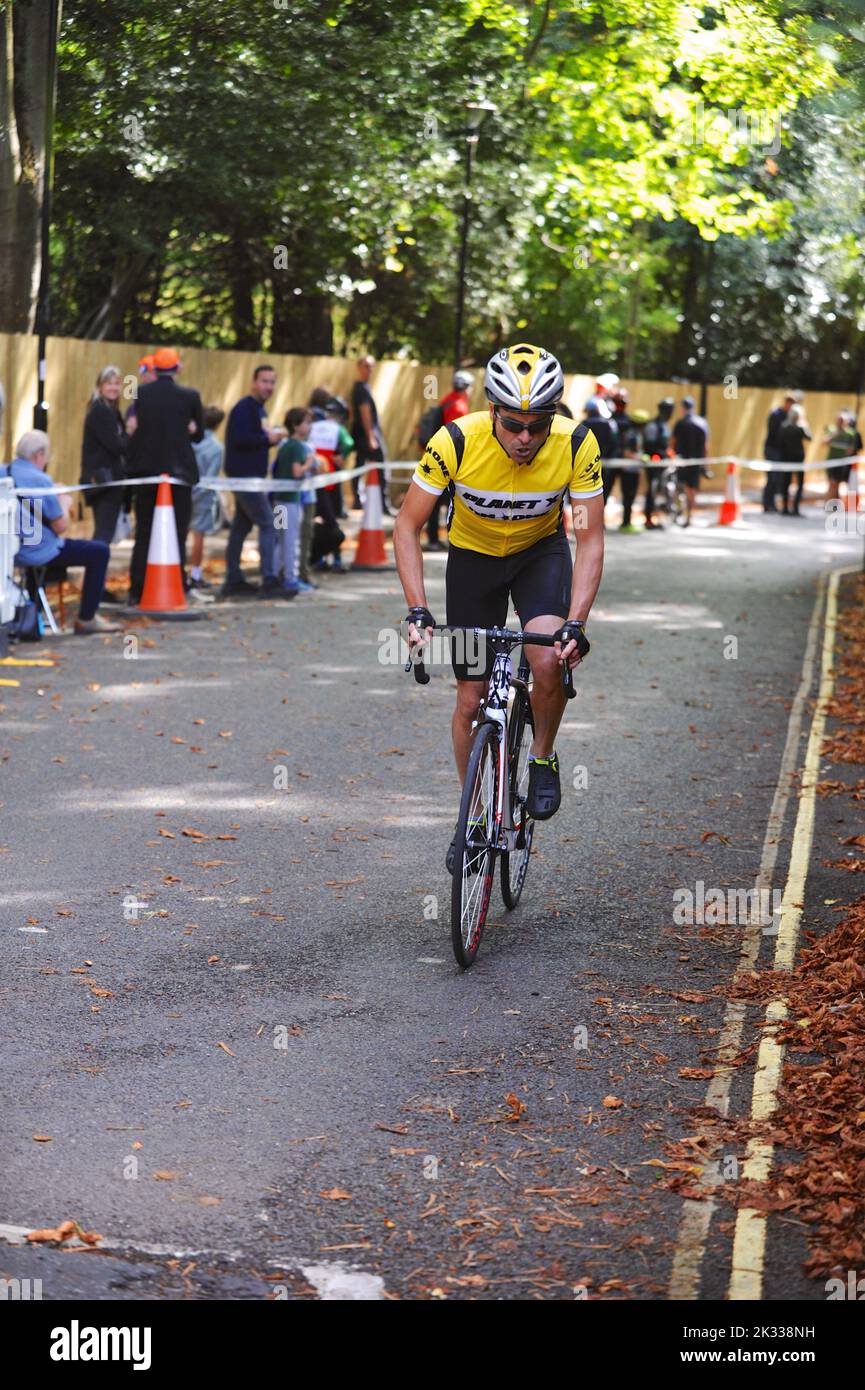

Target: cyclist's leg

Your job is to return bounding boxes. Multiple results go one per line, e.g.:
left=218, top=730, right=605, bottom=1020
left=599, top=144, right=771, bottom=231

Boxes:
left=509, top=530, right=572, bottom=758
left=620, top=468, right=639, bottom=526
left=445, top=543, right=508, bottom=784
left=645, top=466, right=661, bottom=525
left=677, top=464, right=699, bottom=520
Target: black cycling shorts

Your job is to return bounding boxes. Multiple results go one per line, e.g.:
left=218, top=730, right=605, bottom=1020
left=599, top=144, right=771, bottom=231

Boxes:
left=827, top=462, right=852, bottom=484
left=445, top=527, right=572, bottom=681
left=677, top=464, right=702, bottom=488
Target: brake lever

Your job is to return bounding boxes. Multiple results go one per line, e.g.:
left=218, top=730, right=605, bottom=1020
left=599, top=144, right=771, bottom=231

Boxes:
left=560, top=628, right=589, bottom=700
left=404, top=624, right=432, bottom=684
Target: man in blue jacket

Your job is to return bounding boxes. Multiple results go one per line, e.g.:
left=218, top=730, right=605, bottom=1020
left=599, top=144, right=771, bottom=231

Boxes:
left=222, top=366, right=287, bottom=597
left=6, top=431, right=122, bottom=634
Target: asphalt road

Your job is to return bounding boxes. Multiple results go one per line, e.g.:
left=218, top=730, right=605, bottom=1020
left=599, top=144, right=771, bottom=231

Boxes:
left=1, top=504, right=861, bottom=1300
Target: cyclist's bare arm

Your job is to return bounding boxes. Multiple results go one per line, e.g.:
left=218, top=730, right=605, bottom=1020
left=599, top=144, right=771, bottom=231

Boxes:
left=559, top=492, right=604, bottom=665
left=394, top=481, right=439, bottom=645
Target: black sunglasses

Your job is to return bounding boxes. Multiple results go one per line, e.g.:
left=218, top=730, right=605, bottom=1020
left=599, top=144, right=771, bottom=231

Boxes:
left=494, top=408, right=553, bottom=437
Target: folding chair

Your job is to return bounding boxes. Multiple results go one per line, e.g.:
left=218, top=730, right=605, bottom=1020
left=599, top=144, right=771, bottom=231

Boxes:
left=20, top=564, right=66, bottom=635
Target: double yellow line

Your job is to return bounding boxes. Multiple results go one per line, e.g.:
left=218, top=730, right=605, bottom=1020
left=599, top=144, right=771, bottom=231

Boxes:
left=727, top=568, right=843, bottom=1299
left=0, top=655, right=55, bottom=687
left=669, top=565, right=851, bottom=1301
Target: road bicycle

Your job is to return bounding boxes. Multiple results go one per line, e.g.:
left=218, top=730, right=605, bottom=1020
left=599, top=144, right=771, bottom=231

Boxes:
left=407, top=622, right=589, bottom=968
left=654, top=460, right=691, bottom=527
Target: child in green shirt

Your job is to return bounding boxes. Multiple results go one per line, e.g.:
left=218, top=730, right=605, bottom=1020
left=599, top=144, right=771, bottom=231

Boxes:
left=272, top=408, right=321, bottom=593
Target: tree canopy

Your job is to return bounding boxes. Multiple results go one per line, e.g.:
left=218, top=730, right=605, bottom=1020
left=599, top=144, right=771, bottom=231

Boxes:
left=9, top=0, right=865, bottom=388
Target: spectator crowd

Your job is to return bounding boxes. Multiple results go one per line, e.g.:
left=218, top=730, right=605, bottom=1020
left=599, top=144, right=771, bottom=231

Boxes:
left=1, top=354, right=862, bottom=642
left=1, top=352, right=394, bottom=633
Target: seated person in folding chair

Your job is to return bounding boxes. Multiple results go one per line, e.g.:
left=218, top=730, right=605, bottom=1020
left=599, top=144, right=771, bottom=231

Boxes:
left=4, top=431, right=123, bottom=635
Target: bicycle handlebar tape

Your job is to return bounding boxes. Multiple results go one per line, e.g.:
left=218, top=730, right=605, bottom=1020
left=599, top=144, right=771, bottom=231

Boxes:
left=555, top=621, right=588, bottom=701
left=405, top=610, right=434, bottom=684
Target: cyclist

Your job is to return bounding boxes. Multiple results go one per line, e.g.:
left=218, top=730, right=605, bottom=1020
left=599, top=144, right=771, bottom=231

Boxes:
left=671, top=395, right=710, bottom=522
left=642, top=397, right=674, bottom=529
left=393, top=343, right=605, bottom=870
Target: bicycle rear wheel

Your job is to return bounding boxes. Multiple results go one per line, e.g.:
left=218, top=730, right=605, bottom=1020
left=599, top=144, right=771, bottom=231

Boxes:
left=501, top=687, right=534, bottom=910
left=673, top=480, right=691, bottom=526
left=451, top=721, right=499, bottom=968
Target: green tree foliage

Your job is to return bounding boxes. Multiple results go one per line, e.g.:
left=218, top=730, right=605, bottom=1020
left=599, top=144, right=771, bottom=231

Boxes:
left=42, top=0, right=865, bottom=388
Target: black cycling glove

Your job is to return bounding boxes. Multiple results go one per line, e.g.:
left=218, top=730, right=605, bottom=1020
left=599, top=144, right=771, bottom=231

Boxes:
left=554, top=620, right=590, bottom=658
left=405, top=606, right=436, bottom=633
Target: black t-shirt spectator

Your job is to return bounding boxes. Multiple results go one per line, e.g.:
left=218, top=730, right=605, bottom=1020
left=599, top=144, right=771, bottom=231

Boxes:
left=673, top=412, right=708, bottom=460
left=351, top=381, right=378, bottom=450
left=612, top=409, right=636, bottom=454
left=778, top=422, right=810, bottom=464
left=586, top=413, right=619, bottom=458
left=642, top=416, right=671, bottom=458
left=764, top=406, right=787, bottom=461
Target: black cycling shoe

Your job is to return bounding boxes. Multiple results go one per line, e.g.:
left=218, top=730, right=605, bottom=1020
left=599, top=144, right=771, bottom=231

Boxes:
left=526, top=752, right=561, bottom=820
left=446, top=818, right=487, bottom=876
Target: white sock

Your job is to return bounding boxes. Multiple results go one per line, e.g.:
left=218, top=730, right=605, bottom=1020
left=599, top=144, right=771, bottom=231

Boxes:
left=191, top=566, right=202, bottom=581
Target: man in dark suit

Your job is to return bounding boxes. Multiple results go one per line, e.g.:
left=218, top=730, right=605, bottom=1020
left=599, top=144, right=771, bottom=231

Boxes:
left=762, top=390, right=796, bottom=513
left=127, top=347, right=204, bottom=604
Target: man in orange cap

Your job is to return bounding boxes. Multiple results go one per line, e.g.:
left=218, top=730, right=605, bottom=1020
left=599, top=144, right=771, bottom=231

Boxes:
left=124, top=354, right=157, bottom=430
left=127, top=347, right=204, bottom=604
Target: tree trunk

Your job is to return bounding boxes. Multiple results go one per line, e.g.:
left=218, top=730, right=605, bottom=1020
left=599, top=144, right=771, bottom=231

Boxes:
left=271, top=271, right=333, bottom=355
left=672, top=225, right=704, bottom=376
left=0, top=1, right=61, bottom=333
left=228, top=228, right=258, bottom=350
left=73, top=250, right=155, bottom=340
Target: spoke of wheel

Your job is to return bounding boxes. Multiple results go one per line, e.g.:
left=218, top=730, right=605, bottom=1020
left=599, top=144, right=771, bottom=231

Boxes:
left=460, top=744, right=494, bottom=947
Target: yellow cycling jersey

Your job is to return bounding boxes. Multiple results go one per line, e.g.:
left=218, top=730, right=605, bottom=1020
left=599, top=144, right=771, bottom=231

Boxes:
left=412, top=411, right=603, bottom=557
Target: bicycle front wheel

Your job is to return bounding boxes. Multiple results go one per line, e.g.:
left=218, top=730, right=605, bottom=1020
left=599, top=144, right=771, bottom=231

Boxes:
left=501, top=688, right=534, bottom=910
left=451, top=721, right=499, bottom=969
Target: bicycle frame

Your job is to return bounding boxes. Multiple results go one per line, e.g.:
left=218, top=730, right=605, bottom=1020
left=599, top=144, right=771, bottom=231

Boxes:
left=406, top=619, right=583, bottom=861
left=472, top=645, right=530, bottom=856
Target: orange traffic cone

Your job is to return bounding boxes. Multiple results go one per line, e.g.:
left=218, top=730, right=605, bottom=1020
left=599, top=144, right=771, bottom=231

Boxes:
left=717, top=459, right=740, bottom=525
left=136, top=476, right=204, bottom=620
left=845, top=461, right=859, bottom=514
left=352, top=466, right=392, bottom=570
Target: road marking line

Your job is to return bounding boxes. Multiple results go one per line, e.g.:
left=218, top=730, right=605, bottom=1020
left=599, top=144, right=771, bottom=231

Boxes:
left=0, top=657, right=54, bottom=667
left=726, top=567, right=843, bottom=1300
left=668, top=566, right=851, bottom=1300
left=0, top=1221, right=219, bottom=1259
left=0, top=1222, right=385, bottom=1300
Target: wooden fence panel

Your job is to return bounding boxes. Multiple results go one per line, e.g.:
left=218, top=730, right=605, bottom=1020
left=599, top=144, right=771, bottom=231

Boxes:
left=0, top=331, right=859, bottom=487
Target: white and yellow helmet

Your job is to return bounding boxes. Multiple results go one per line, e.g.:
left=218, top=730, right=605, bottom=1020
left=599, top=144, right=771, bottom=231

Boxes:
left=484, top=343, right=565, bottom=413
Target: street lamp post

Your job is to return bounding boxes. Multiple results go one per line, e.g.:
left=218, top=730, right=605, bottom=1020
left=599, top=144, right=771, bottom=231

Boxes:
left=33, top=0, right=62, bottom=431
left=453, top=100, right=496, bottom=372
